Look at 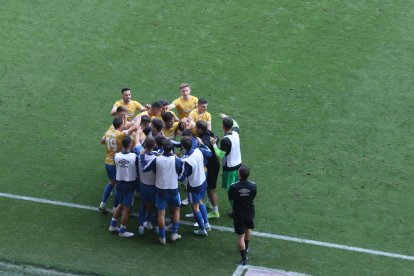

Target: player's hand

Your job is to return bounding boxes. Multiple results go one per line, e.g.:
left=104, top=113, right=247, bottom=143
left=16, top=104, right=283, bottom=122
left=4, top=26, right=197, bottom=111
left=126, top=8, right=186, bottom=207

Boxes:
left=210, top=137, right=217, bottom=145
left=219, top=113, right=228, bottom=119
left=196, top=137, right=204, bottom=145
left=144, top=104, right=151, bottom=110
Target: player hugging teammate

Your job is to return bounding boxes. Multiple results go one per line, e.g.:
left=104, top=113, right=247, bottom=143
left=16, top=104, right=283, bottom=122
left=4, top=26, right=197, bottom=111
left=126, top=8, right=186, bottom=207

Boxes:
left=98, top=83, right=257, bottom=265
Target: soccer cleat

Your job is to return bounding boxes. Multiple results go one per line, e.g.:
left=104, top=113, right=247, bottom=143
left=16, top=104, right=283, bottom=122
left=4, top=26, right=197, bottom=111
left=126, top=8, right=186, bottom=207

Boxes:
left=185, top=212, right=194, bottom=218
left=144, top=221, right=153, bottom=230
left=193, top=222, right=199, bottom=227
left=239, top=259, right=248, bottom=266
left=207, top=210, right=220, bottom=219
left=138, top=226, right=145, bottom=235
left=119, top=231, right=134, bottom=238
left=181, top=198, right=189, bottom=206
left=108, top=225, right=120, bottom=232
left=159, top=237, right=166, bottom=246
left=99, top=202, right=108, bottom=213
left=171, top=233, right=182, bottom=242
left=204, top=223, right=212, bottom=231
left=193, top=229, right=208, bottom=236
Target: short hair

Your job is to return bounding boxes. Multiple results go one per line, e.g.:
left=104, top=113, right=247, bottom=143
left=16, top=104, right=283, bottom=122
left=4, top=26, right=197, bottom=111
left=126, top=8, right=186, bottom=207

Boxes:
left=159, top=99, right=169, bottom=106
left=180, top=136, right=193, bottom=151
left=121, top=88, right=130, bottom=93
left=155, top=135, right=166, bottom=147
left=140, top=115, right=151, bottom=124
left=162, top=138, right=173, bottom=153
left=238, top=165, right=250, bottom=180
left=198, top=98, right=208, bottom=105
left=195, top=120, right=208, bottom=132
left=116, top=106, right=128, bottom=113
left=181, top=129, right=193, bottom=137
left=144, top=136, right=155, bottom=150
left=151, top=118, right=164, bottom=132
left=112, top=117, right=123, bottom=129
left=151, top=101, right=162, bottom=109
left=122, top=136, right=132, bottom=148
left=162, top=111, right=174, bottom=122
left=222, top=117, right=233, bottom=130
left=180, top=83, right=190, bottom=89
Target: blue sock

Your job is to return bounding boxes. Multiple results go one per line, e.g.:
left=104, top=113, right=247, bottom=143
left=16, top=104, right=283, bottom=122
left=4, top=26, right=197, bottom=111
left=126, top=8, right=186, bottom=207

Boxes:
left=159, top=227, right=166, bottom=238
left=138, top=204, right=146, bottom=226
left=120, top=225, right=126, bottom=233
left=172, top=222, right=179, bottom=234
left=199, top=204, right=209, bottom=224
left=194, top=211, right=204, bottom=230
left=110, top=219, right=117, bottom=227
left=102, top=184, right=113, bottom=203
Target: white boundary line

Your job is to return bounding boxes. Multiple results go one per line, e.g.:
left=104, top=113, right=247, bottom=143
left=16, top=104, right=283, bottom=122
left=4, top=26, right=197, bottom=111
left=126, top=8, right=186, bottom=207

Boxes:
left=232, top=264, right=308, bottom=276
left=1, top=192, right=414, bottom=262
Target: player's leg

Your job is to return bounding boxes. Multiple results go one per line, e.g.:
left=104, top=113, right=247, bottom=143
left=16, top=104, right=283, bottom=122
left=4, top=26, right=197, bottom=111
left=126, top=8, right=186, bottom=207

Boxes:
left=100, top=165, right=116, bottom=212
left=119, top=191, right=134, bottom=238
left=207, top=166, right=220, bottom=218
left=138, top=183, right=149, bottom=235
left=108, top=189, right=123, bottom=232
left=156, top=193, right=167, bottom=245
left=169, top=193, right=181, bottom=242
left=244, top=217, right=254, bottom=253
left=234, top=216, right=248, bottom=265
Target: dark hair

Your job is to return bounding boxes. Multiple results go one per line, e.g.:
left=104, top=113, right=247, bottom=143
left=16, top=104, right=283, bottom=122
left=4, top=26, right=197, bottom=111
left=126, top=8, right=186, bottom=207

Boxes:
left=155, top=135, right=166, bottom=147
left=141, top=115, right=151, bottom=124
left=222, top=117, right=233, bottom=130
left=180, top=136, right=193, bottom=151
left=239, top=165, right=250, bottom=180
left=122, top=136, right=132, bottom=148
left=151, top=118, right=164, bottom=132
left=181, top=129, right=193, bottom=137
left=116, top=106, right=128, bottom=113
left=198, top=98, right=208, bottom=105
left=151, top=101, right=162, bottom=109
left=162, top=139, right=173, bottom=153
left=144, top=136, right=155, bottom=150
left=159, top=99, right=169, bottom=106
left=121, top=88, right=130, bottom=93
left=112, top=117, right=123, bottom=129
left=162, top=111, right=174, bottom=122
left=195, top=120, right=208, bottom=132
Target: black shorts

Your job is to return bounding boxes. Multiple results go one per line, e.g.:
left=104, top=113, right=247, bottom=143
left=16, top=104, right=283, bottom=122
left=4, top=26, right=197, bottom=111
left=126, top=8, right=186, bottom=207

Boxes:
left=233, top=214, right=254, bottom=235
left=206, top=166, right=219, bottom=190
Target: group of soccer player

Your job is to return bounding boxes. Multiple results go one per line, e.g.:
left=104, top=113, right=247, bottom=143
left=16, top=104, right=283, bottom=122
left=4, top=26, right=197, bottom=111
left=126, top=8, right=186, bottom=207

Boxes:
left=99, top=83, right=257, bottom=265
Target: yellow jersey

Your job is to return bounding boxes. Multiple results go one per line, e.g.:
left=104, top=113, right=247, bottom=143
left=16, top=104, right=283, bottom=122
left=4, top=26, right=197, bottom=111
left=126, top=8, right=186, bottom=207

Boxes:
left=172, top=96, right=198, bottom=119
left=135, top=111, right=162, bottom=121
left=188, top=109, right=211, bottom=124
left=103, top=129, right=126, bottom=165
left=163, top=122, right=180, bottom=139
left=113, top=100, right=143, bottom=121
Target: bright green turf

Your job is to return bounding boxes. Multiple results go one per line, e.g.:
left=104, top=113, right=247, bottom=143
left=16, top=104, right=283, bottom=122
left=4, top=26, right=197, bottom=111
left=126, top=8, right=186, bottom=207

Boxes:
left=1, top=0, right=414, bottom=275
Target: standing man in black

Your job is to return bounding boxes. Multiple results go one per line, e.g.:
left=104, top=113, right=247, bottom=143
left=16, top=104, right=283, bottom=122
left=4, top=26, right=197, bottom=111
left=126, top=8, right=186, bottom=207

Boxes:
left=228, top=165, right=257, bottom=265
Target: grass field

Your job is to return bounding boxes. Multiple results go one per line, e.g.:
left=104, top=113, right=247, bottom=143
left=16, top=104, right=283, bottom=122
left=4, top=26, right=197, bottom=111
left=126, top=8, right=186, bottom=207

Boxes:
left=1, top=1, right=414, bottom=275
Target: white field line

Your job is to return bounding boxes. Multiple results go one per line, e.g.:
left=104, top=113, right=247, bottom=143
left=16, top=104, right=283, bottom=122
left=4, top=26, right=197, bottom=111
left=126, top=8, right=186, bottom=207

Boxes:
left=1, top=192, right=414, bottom=262
left=0, top=261, right=83, bottom=276
left=232, top=264, right=308, bottom=276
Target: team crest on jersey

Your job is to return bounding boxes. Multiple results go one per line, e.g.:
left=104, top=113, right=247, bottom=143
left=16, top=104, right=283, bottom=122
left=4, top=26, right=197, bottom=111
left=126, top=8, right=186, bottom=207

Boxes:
left=239, top=188, right=250, bottom=196
left=118, top=159, right=130, bottom=166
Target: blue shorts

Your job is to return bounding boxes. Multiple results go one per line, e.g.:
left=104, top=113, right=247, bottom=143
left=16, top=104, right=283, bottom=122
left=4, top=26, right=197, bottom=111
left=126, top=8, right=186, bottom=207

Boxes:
left=140, top=183, right=156, bottom=203
left=115, top=190, right=134, bottom=207
left=156, top=192, right=181, bottom=211
left=188, top=187, right=206, bottom=204
left=105, top=164, right=116, bottom=180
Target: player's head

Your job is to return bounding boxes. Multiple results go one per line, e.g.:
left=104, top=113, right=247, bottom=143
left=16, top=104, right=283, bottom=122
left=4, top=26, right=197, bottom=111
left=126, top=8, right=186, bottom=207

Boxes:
left=121, top=136, right=132, bottom=150
left=116, top=106, right=128, bottom=118
left=181, top=129, right=193, bottom=137
left=162, top=111, right=174, bottom=129
left=159, top=99, right=170, bottom=114
left=195, top=120, right=208, bottom=135
left=155, top=135, right=166, bottom=148
left=140, top=115, right=151, bottom=129
left=180, top=83, right=191, bottom=99
left=144, top=136, right=155, bottom=151
left=150, top=101, right=162, bottom=117
left=197, top=98, right=208, bottom=113
left=121, top=88, right=131, bottom=102
left=151, top=118, right=164, bottom=135
left=180, top=136, right=193, bottom=151
left=162, top=138, right=173, bottom=153
left=222, top=117, right=233, bottom=131
left=112, top=117, right=123, bottom=130
left=238, top=164, right=250, bottom=181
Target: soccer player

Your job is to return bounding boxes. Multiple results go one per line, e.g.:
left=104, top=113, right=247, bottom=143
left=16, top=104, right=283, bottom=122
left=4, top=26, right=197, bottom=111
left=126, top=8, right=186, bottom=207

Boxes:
left=149, top=118, right=164, bottom=138
left=99, top=117, right=136, bottom=212
left=108, top=136, right=139, bottom=238
left=160, top=99, right=179, bottom=122
left=137, top=137, right=157, bottom=235
left=162, top=112, right=180, bottom=139
left=168, top=83, right=198, bottom=120
left=142, top=139, right=183, bottom=245
left=108, top=106, right=133, bottom=131
left=228, top=165, right=257, bottom=265
left=111, top=88, right=148, bottom=121
left=188, top=98, right=212, bottom=132
left=133, top=101, right=163, bottom=122
left=195, top=120, right=221, bottom=219
left=210, top=113, right=241, bottom=214
left=180, top=136, right=212, bottom=236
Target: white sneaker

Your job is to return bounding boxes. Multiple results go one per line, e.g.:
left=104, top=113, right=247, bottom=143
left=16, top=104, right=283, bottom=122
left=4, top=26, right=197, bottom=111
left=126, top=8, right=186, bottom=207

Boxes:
left=181, top=198, right=189, bottom=206
left=144, top=221, right=153, bottom=230
left=204, top=223, right=212, bottom=231
left=193, top=222, right=199, bottom=227
left=159, top=237, right=166, bottom=246
left=194, top=229, right=208, bottom=236
left=138, top=226, right=145, bottom=235
left=171, top=233, right=182, bottom=242
left=99, top=202, right=107, bottom=213
left=185, top=213, right=194, bottom=218
left=108, top=225, right=119, bottom=232
left=119, top=231, right=134, bottom=238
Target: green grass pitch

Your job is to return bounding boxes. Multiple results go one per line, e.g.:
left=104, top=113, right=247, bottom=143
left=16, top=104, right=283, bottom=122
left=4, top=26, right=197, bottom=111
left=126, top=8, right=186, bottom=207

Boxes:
left=1, top=0, right=414, bottom=275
